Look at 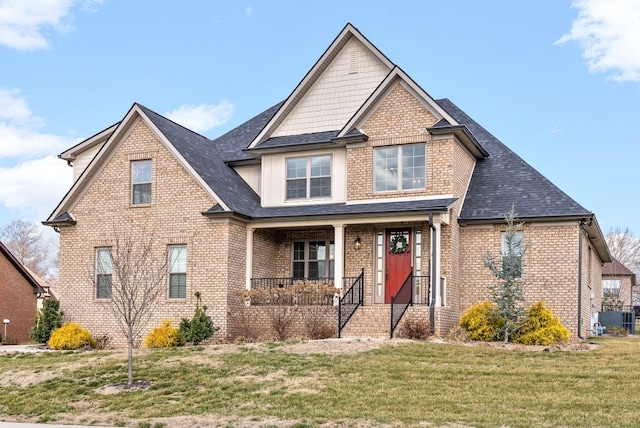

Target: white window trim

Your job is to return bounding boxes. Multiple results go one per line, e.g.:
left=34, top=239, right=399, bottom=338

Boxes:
left=285, top=154, right=332, bottom=201
left=292, top=240, right=335, bottom=279
left=131, top=159, right=152, bottom=205
left=373, top=143, right=426, bottom=193
left=168, top=245, right=187, bottom=299
left=95, top=247, right=112, bottom=300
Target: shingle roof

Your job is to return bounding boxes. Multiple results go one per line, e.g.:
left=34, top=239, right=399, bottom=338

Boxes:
left=603, top=258, right=636, bottom=277
left=436, top=98, right=592, bottom=222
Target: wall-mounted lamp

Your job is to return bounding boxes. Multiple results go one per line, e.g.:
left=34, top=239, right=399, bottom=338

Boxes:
left=354, top=236, right=361, bottom=251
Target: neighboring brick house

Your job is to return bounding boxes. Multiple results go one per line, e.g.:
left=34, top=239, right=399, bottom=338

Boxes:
left=0, top=241, right=47, bottom=343
left=45, top=23, right=610, bottom=344
left=601, top=258, right=636, bottom=311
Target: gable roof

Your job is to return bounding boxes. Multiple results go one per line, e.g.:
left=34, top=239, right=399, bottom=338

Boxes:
left=0, top=241, right=46, bottom=295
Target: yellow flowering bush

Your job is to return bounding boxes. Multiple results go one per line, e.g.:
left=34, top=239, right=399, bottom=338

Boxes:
left=143, top=320, right=184, bottom=348
left=48, top=322, right=96, bottom=350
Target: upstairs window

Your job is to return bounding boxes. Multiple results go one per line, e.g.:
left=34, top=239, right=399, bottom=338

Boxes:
left=602, top=279, right=621, bottom=298
left=96, top=248, right=112, bottom=299
left=286, top=155, right=331, bottom=200
left=168, top=245, right=187, bottom=299
left=131, top=160, right=152, bottom=204
left=374, top=144, right=425, bottom=192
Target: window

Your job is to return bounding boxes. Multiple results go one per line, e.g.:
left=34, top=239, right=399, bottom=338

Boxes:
left=286, top=155, right=331, bottom=199
left=374, top=144, right=425, bottom=192
left=501, top=230, right=523, bottom=278
left=602, top=279, right=621, bottom=298
left=292, top=240, right=334, bottom=279
left=96, top=248, right=112, bottom=299
left=168, top=245, right=187, bottom=298
left=131, top=160, right=152, bottom=204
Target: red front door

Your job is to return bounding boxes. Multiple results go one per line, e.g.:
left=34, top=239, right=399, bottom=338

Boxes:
left=385, top=229, right=412, bottom=303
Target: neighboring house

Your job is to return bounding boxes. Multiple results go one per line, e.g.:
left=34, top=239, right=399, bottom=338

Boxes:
left=0, top=241, right=47, bottom=343
left=44, top=23, right=610, bottom=344
left=601, top=258, right=636, bottom=311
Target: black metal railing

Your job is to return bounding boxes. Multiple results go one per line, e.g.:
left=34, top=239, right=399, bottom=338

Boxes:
left=338, top=268, right=365, bottom=338
left=390, top=270, right=413, bottom=338
left=249, top=277, right=335, bottom=306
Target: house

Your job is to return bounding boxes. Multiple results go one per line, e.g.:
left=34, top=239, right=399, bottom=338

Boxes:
left=0, top=241, right=47, bottom=343
left=601, top=258, right=636, bottom=311
left=44, top=23, right=610, bottom=344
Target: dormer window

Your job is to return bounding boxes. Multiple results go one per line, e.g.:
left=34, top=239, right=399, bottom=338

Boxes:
left=131, top=160, right=152, bottom=204
left=286, top=155, right=331, bottom=200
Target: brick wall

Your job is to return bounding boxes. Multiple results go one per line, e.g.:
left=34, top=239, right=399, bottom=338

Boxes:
left=0, top=253, right=39, bottom=343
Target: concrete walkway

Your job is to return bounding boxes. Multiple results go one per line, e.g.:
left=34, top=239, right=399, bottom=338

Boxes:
left=0, top=423, right=104, bottom=428
left=0, top=344, right=50, bottom=353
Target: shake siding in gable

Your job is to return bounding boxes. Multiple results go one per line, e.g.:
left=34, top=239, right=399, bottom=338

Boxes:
left=58, top=119, right=232, bottom=345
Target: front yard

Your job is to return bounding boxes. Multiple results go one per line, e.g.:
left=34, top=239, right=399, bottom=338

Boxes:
left=1, top=337, right=639, bottom=427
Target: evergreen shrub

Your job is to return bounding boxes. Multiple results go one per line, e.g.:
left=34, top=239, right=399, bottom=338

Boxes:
left=459, top=300, right=504, bottom=341
left=512, top=301, right=569, bottom=345
left=179, top=292, right=218, bottom=344
left=48, top=322, right=96, bottom=350
left=144, top=320, right=184, bottom=348
left=30, top=298, right=63, bottom=343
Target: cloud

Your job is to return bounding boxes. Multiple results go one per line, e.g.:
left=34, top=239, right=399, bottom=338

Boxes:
left=0, top=88, right=74, bottom=158
left=0, top=155, right=71, bottom=220
left=165, top=101, right=235, bottom=134
left=246, top=6, right=253, bottom=15
left=557, top=0, right=640, bottom=82
left=0, top=0, right=75, bottom=50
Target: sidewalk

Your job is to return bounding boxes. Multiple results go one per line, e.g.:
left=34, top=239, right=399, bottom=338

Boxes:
left=0, top=345, right=50, bottom=353
left=0, top=424, right=103, bottom=428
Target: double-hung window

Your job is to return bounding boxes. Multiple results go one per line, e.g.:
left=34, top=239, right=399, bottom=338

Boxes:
left=96, top=248, right=113, bottom=299
left=292, top=240, right=335, bottom=280
left=131, top=160, right=152, bottom=204
left=286, top=155, right=331, bottom=200
left=602, top=279, right=621, bottom=298
left=168, top=245, right=187, bottom=298
left=374, top=144, right=425, bottom=192
left=501, top=230, right=523, bottom=278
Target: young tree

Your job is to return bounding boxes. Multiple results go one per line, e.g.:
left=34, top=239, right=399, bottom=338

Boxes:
left=90, top=227, right=168, bottom=387
left=30, top=298, right=63, bottom=343
left=483, top=206, right=527, bottom=343
left=1, top=220, right=51, bottom=278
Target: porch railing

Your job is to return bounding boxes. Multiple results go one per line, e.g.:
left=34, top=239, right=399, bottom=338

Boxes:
left=412, top=275, right=430, bottom=305
left=338, top=268, right=365, bottom=338
left=601, top=304, right=635, bottom=312
left=249, top=277, right=335, bottom=306
left=390, top=270, right=413, bottom=338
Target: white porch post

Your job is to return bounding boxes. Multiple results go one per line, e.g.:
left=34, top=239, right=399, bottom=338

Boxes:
left=333, top=223, right=345, bottom=289
left=245, top=226, right=255, bottom=290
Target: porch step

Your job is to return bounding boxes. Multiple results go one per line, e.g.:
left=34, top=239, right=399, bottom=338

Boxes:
left=340, top=306, right=391, bottom=338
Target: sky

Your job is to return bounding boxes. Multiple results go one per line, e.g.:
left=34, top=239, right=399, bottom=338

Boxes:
left=0, top=0, right=639, bottom=245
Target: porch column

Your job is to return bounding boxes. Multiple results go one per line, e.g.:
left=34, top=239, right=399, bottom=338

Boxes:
left=431, top=221, right=443, bottom=306
left=333, top=222, right=345, bottom=289
left=245, top=226, right=255, bottom=290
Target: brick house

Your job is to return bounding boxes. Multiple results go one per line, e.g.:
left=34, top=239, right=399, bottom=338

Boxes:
left=0, top=241, right=47, bottom=343
left=601, top=258, right=636, bottom=311
left=45, top=23, right=610, bottom=344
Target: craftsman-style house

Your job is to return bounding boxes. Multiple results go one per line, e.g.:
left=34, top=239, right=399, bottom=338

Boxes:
left=45, top=24, right=610, bottom=343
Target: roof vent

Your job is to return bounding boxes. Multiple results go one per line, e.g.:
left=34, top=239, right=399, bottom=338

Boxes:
left=349, top=49, right=358, bottom=74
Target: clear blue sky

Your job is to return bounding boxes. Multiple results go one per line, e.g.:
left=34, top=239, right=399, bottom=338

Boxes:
left=1, top=0, right=639, bottom=242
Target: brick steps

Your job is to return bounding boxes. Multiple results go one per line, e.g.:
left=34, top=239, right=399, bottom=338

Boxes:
left=340, top=305, right=392, bottom=338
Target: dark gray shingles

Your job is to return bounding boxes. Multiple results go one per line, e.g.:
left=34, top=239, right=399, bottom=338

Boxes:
left=435, top=99, right=591, bottom=221
left=252, top=130, right=339, bottom=150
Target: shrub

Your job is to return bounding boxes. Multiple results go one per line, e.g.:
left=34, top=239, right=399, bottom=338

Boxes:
left=48, top=322, right=96, bottom=350
left=30, top=298, right=63, bottom=343
left=459, top=300, right=504, bottom=341
left=606, top=325, right=629, bottom=337
left=144, top=320, right=184, bottom=348
left=512, top=301, right=570, bottom=346
left=398, top=316, right=431, bottom=340
left=179, top=292, right=219, bottom=344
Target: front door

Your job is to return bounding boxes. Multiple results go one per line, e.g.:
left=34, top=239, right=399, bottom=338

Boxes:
left=385, top=229, right=412, bottom=303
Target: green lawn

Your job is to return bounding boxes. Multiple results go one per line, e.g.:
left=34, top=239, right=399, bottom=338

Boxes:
left=1, top=337, right=639, bottom=427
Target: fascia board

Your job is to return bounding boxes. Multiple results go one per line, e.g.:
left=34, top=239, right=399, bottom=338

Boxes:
left=248, top=23, right=394, bottom=149
left=59, top=123, right=119, bottom=161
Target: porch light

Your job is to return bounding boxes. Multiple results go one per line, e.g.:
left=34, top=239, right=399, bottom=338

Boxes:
left=354, top=236, right=361, bottom=251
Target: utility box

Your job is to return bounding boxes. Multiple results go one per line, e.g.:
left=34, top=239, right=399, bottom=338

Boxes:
left=598, top=311, right=636, bottom=335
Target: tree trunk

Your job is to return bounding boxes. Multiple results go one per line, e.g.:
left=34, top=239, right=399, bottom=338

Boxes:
left=127, top=325, right=133, bottom=387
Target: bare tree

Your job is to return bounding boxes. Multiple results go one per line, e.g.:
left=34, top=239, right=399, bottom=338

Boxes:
left=1, top=220, right=51, bottom=278
left=89, top=227, right=168, bottom=387
left=605, top=227, right=640, bottom=305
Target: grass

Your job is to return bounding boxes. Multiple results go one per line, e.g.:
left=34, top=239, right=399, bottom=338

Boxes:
left=1, top=338, right=639, bottom=427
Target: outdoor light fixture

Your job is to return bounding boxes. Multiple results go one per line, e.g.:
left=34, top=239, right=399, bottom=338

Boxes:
left=354, top=236, right=361, bottom=250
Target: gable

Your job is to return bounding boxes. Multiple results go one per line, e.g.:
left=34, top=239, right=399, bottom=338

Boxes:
left=272, top=37, right=390, bottom=137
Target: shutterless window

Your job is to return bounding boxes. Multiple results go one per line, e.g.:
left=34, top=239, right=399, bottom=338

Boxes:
left=602, top=279, right=621, bottom=297
left=292, top=240, right=334, bottom=280
left=374, top=144, right=425, bottom=192
left=96, top=248, right=112, bottom=299
left=168, top=245, right=187, bottom=298
left=131, top=160, right=152, bottom=204
left=286, top=155, right=331, bottom=199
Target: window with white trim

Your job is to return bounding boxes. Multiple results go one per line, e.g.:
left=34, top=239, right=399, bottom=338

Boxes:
left=292, top=240, right=334, bottom=279
left=96, top=248, right=112, bottom=299
left=374, top=144, right=425, bottom=192
left=168, top=245, right=187, bottom=298
left=602, top=279, right=621, bottom=298
left=286, top=155, right=331, bottom=200
left=131, top=160, right=152, bottom=204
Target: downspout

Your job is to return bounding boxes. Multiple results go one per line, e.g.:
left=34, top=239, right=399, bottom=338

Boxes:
left=577, top=220, right=585, bottom=340
left=429, top=213, right=436, bottom=334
